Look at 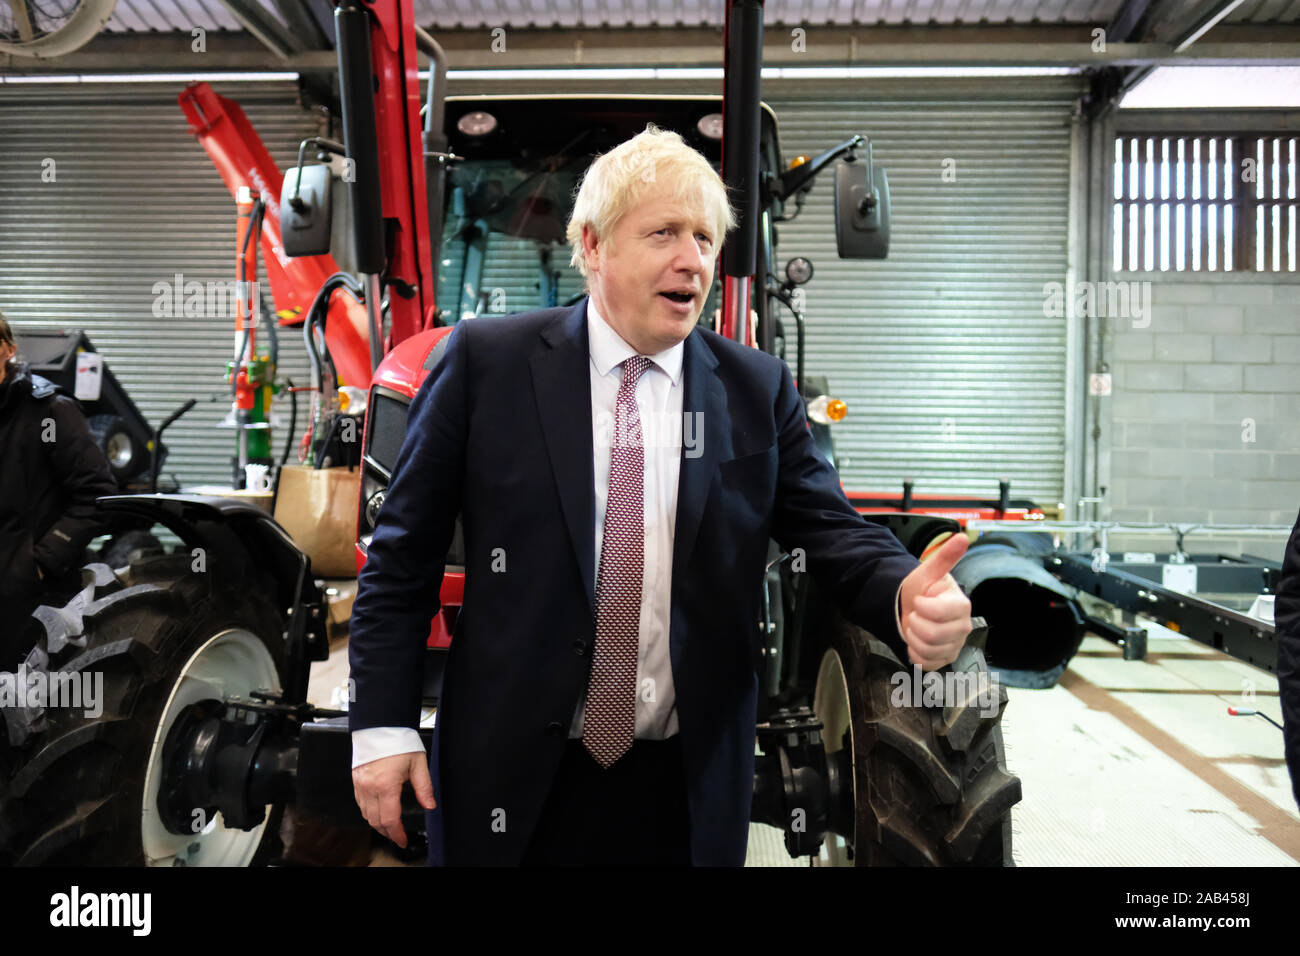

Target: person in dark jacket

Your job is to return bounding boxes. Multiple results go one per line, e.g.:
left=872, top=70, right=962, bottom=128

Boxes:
left=1276, top=508, right=1300, bottom=812
left=0, top=313, right=118, bottom=662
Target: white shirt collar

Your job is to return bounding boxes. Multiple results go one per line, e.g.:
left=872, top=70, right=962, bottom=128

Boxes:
left=586, top=296, right=685, bottom=386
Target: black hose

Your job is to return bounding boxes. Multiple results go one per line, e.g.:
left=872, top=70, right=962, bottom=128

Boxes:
left=302, top=272, right=363, bottom=387
left=279, top=377, right=298, bottom=472
left=271, top=377, right=298, bottom=514
left=303, top=301, right=322, bottom=396
left=230, top=328, right=250, bottom=398
left=314, top=310, right=338, bottom=393
left=314, top=414, right=342, bottom=470
left=302, top=272, right=365, bottom=466
left=150, top=398, right=197, bottom=495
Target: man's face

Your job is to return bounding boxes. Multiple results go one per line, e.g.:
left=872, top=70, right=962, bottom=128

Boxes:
left=582, top=180, right=718, bottom=355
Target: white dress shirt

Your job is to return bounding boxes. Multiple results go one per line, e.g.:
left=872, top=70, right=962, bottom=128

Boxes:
left=570, top=299, right=682, bottom=739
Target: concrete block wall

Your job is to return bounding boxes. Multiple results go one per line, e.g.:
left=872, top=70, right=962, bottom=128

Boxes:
left=1106, top=278, right=1299, bottom=562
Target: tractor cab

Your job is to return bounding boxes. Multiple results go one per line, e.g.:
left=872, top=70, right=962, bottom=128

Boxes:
left=429, top=94, right=784, bottom=326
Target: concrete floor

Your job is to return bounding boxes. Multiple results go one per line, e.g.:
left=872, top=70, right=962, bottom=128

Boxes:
left=1002, top=629, right=1298, bottom=867
left=310, top=620, right=1299, bottom=867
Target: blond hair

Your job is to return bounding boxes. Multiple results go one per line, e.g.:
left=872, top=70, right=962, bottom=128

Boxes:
left=566, top=124, right=736, bottom=280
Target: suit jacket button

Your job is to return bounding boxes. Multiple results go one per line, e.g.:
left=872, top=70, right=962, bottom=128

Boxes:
left=546, top=721, right=565, bottom=736
left=572, top=639, right=587, bottom=656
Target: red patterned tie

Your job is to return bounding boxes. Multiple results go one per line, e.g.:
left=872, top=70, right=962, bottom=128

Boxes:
left=583, top=355, right=652, bottom=768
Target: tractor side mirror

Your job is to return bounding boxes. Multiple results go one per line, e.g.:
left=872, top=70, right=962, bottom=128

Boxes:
left=834, top=151, right=890, bottom=260
left=281, top=163, right=334, bottom=258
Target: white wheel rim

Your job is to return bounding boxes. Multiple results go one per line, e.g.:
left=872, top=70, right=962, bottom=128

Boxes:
left=141, top=628, right=280, bottom=867
left=812, top=647, right=855, bottom=866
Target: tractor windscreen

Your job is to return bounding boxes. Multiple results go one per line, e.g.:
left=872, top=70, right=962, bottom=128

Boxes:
left=437, top=156, right=590, bottom=322
left=436, top=154, right=724, bottom=324
left=435, top=97, right=734, bottom=325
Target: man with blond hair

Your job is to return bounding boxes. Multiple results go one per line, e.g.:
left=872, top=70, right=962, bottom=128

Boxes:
left=348, top=125, right=973, bottom=865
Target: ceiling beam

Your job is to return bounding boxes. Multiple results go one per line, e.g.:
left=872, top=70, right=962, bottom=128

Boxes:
left=304, top=0, right=336, bottom=46
left=3, top=25, right=1299, bottom=75
left=215, top=0, right=303, bottom=60
left=271, top=0, right=330, bottom=51
left=1107, top=0, right=1159, bottom=43
left=1116, top=0, right=1249, bottom=99
left=1167, top=0, right=1248, bottom=52
left=1108, top=0, right=1175, bottom=101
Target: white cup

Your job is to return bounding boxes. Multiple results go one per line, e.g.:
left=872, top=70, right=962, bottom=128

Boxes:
left=245, top=463, right=272, bottom=493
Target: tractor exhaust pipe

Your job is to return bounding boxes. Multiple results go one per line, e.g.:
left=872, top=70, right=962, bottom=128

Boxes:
left=720, top=0, right=763, bottom=344
left=335, top=1, right=387, bottom=371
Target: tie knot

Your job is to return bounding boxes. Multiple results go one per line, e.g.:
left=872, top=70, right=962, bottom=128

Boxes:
left=621, top=355, right=652, bottom=389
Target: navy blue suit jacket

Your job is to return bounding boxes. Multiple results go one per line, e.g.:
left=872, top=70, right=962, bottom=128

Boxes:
left=348, top=298, right=920, bottom=865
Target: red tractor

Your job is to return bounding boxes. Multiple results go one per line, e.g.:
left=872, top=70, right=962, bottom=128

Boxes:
left=1, top=0, right=1020, bottom=866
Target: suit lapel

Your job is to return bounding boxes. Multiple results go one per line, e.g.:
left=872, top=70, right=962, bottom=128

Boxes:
left=671, top=329, right=725, bottom=614
left=530, top=301, right=596, bottom=613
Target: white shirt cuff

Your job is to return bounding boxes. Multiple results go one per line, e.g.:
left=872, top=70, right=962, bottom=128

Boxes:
left=351, top=726, right=426, bottom=769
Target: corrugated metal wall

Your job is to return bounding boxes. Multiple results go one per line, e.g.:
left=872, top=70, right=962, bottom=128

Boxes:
left=0, top=81, right=322, bottom=486
left=0, top=75, right=1079, bottom=501
left=763, top=78, right=1080, bottom=502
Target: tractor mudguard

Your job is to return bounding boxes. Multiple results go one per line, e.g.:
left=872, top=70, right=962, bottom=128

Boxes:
left=94, top=494, right=329, bottom=698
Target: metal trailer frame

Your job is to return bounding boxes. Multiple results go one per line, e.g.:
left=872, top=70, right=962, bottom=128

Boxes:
left=966, top=519, right=1285, bottom=675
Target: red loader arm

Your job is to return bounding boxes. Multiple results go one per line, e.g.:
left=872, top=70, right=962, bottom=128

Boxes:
left=178, top=81, right=374, bottom=388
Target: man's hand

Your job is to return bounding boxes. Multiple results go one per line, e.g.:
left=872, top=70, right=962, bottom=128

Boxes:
left=352, top=751, right=437, bottom=849
left=898, top=533, right=973, bottom=671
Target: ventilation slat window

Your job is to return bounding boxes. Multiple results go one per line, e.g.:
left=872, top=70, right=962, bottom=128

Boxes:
left=1114, top=133, right=1298, bottom=272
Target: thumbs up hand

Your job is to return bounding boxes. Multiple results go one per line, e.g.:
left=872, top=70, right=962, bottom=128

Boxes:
left=897, top=533, right=973, bottom=671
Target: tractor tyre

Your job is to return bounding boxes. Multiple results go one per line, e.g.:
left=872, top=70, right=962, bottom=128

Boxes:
left=811, top=611, right=1021, bottom=866
left=0, top=552, right=289, bottom=866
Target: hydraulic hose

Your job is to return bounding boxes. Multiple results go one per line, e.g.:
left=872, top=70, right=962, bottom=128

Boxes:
left=279, top=377, right=298, bottom=471
left=302, top=272, right=365, bottom=465
left=271, top=377, right=299, bottom=512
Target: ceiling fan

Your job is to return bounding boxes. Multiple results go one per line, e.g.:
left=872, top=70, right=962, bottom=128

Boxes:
left=0, top=0, right=118, bottom=58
